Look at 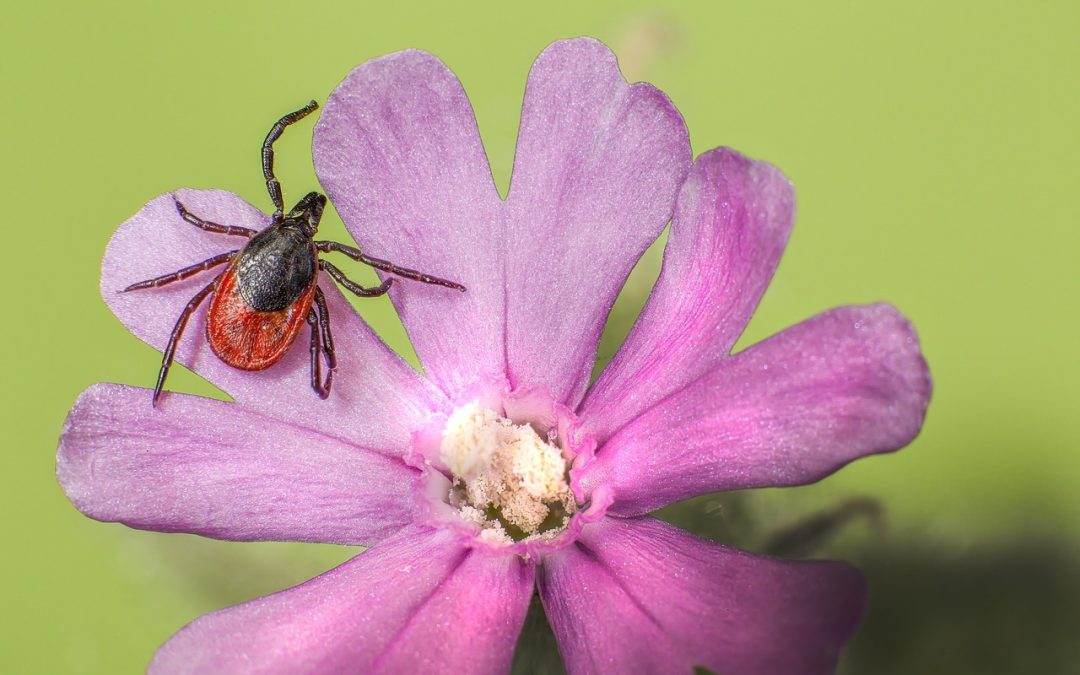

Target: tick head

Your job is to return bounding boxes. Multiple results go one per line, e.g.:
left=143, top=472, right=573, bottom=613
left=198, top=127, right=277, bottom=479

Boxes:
left=284, top=191, right=327, bottom=238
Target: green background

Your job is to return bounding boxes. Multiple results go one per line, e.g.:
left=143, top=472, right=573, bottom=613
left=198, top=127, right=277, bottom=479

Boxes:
left=4, top=1, right=1078, bottom=672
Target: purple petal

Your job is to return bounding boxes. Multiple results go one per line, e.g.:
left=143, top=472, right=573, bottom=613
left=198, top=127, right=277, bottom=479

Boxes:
left=57, top=384, right=417, bottom=545
left=538, top=516, right=865, bottom=675
left=578, top=304, right=931, bottom=515
left=504, top=38, right=691, bottom=406
left=102, top=189, right=444, bottom=453
left=313, top=50, right=505, bottom=399
left=581, top=148, right=794, bottom=442
left=313, top=40, right=690, bottom=405
left=150, top=527, right=534, bottom=674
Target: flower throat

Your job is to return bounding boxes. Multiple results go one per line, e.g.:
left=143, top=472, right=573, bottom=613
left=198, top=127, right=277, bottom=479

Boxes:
left=440, top=402, right=577, bottom=542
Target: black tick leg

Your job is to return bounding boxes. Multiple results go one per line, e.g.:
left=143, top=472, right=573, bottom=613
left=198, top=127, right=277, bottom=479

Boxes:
left=173, top=197, right=257, bottom=238
left=262, top=101, right=319, bottom=218
left=314, top=286, right=337, bottom=374
left=320, top=260, right=395, bottom=297
left=316, top=241, right=465, bottom=291
left=306, top=308, right=331, bottom=399
left=123, top=250, right=237, bottom=292
left=153, top=278, right=218, bottom=407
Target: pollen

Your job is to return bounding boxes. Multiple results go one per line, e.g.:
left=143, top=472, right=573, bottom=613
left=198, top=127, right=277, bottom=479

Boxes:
left=441, top=401, right=576, bottom=541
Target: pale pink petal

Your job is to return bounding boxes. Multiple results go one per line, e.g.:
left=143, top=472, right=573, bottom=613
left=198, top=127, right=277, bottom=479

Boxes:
left=313, top=40, right=690, bottom=405
left=538, top=516, right=864, bottom=675
left=581, top=147, right=794, bottom=442
left=504, top=38, right=691, bottom=406
left=57, top=384, right=416, bottom=545
left=102, top=189, right=444, bottom=454
left=313, top=51, right=504, bottom=399
left=150, top=527, right=534, bottom=674
left=578, top=304, right=931, bottom=515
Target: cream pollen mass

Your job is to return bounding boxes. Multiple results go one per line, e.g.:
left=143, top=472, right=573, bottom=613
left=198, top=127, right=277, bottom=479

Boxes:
left=440, top=401, right=577, bottom=542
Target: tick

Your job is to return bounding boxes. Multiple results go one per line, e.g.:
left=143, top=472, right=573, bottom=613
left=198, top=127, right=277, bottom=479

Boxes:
left=123, top=101, right=465, bottom=405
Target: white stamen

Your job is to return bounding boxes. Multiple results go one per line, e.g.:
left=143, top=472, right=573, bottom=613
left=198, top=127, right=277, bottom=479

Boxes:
left=440, top=401, right=576, bottom=539
left=441, top=402, right=501, bottom=480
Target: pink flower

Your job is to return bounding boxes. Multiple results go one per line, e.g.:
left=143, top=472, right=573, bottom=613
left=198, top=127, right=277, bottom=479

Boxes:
left=57, top=38, right=931, bottom=674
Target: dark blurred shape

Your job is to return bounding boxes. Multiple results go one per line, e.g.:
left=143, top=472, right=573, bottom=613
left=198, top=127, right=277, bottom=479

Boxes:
left=841, top=539, right=1080, bottom=675
left=655, top=491, right=761, bottom=549
left=658, top=493, right=1080, bottom=673
left=763, top=497, right=884, bottom=558
left=512, top=592, right=565, bottom=675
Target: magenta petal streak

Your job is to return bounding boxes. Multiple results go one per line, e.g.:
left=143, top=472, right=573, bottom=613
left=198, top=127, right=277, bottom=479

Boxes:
left=502, top=38, right=691, bottom=406
left=313, top=50, right=505, bottom=401
left=580, top=147, right=794, bottom=443
left=314, top=38, right=691, bottom=405
left=57, top=384, right=418, bottom=546
left=538, top=517, right=865, bottom=675
left=579, top=304, right=932, bottom=515
left=150, top=527, right=534, bottom=675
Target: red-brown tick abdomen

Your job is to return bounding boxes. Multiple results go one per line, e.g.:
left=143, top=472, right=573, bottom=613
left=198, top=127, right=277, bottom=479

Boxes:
left=206, top=262, right=316, bottom=371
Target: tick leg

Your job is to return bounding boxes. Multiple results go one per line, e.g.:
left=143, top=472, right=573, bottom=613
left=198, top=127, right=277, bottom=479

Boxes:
left=174, top=197, right=257, bottom=237
left=305, top=287, right=336, bottom=399
left=263, top=101, right=319, bottom=218
left=317, top=241, right=466, bottom=291
left=321, top=260, right=394, bottom=297
left=122, top=250, right=237, bottom=292
left=306, top=308, right=331, bottom=399
left=314, top=286, right=337, bottom=373
left=153, top=278, right=218, bottom=407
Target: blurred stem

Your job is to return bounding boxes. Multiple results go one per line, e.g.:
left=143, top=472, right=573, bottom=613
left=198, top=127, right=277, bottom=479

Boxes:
left=511, top=590, right=565, bottom=675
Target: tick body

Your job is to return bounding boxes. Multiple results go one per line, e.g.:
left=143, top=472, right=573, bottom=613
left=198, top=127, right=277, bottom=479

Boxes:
left=207, top=210, right=320, bottom=371
left=124, top=101, right=465, bottom=405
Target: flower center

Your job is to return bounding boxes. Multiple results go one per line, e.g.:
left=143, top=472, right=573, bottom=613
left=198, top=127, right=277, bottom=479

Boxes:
left=440, top=401, right=577, bottom=542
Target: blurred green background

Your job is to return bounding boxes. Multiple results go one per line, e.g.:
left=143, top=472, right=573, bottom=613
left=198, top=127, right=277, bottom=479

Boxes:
left=3, top=0, right=1078, bottom=672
